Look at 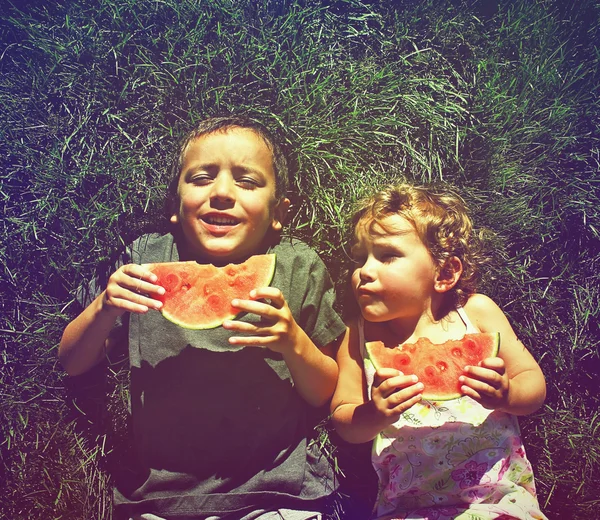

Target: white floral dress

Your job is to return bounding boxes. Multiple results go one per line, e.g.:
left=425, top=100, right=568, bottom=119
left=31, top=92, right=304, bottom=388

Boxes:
left=360, top=310, right=547, bottom=520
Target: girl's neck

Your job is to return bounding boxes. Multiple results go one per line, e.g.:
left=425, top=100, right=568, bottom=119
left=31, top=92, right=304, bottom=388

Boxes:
left=365, top=296, right=462, bottom=345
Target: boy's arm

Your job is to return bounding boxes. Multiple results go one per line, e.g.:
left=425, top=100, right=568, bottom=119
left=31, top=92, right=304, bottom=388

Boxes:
left=330, top=322, right=423, bottom=443
left=59, top=293, right=123, bottom=376
left=279, top=325, right=340, bottom=408
left=461, top=293, right=546, bottom=416
left=59, top=264, right=164, bottom=376
left=225, top=287, right=338, bottom=407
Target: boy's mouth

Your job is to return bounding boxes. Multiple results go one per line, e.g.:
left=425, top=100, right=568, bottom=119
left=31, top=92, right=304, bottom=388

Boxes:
left=201, top=215, right=240, bottom=226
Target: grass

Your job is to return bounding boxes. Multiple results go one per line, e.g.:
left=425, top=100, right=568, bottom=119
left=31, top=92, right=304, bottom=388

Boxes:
left=1, top=0, right=599, bottom=518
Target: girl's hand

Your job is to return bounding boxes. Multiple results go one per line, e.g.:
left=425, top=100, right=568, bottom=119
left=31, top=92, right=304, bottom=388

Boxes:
left=371, top=368, right=423, bottom=425
left=102, top=264, right=164, bottom=316
left=459, top=357, right=510, bottom=410
left=223, top=287, right=300, bottom=353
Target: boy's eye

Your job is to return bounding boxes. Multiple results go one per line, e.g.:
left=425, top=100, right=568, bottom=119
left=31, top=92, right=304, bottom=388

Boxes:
left=237, top=177, right=259, bottom=189
left=191, top=174, right=212, bottom=185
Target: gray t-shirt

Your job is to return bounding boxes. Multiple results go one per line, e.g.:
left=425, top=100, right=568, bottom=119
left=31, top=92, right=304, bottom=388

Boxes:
left=91, top=233, right=345, bottom=519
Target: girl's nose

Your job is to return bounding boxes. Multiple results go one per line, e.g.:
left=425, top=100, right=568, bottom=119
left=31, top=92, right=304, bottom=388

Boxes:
left=210, top=172, right=235, bottom=202
left=359, top=257, right=377, bottom=282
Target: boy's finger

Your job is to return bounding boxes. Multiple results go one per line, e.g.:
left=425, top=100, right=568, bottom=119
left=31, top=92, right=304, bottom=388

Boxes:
left=228, top=335, right=274, bottom=347
left=222, top=320, right=258, bottom=332
left=248, top=287, right=285, bottom=307
left=127, top=278, right=165, bottom=296
left=230, top=298, right=274, bottom=316
left=126, top=264, right=158, bottom=282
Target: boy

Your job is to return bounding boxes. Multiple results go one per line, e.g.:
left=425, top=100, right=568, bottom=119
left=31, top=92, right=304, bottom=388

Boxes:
left=59, top=116, right=346, bottom=520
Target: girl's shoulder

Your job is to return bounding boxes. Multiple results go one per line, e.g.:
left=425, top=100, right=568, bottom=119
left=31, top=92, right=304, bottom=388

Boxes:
left=462, top=293, right=509, bottom=333
left=463, top=293, right=500, bottom=314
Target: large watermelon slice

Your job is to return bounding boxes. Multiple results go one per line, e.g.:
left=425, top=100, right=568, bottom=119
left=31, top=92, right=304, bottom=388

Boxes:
left=365, top=332, right=500, bottom=401
left=147, top=254, right=276, bottom=330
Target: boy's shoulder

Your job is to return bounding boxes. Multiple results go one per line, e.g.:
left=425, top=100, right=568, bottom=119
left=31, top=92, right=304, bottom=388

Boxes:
left=269, top=237, right=323, bottom=263
left=127, top=232, right=178, bottom=263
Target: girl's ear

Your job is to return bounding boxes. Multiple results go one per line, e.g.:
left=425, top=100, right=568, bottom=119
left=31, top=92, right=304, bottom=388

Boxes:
left=434, top=256, right=463, bottom=293
left=271, top=197, right=290, bottom=231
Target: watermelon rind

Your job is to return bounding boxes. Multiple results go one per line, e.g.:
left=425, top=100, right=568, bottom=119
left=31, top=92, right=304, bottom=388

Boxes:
left=148, top=254, right=276, bottom=330
left=365, top=332, right=500, bottom=401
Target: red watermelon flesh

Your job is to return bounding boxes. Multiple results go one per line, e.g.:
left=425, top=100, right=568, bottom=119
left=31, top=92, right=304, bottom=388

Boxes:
left=365, top=333, right=500, bottom=401
left=147, top=254, right=276, bottom=330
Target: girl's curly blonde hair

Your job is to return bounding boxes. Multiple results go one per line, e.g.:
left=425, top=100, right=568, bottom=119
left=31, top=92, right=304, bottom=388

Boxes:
left=350, top=183, right=486, bottom=306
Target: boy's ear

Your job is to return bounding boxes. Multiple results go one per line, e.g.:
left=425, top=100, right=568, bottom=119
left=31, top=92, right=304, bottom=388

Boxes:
left=434, top=256, right=463, bottom=293
left=271, top=197, right=290, bottom=231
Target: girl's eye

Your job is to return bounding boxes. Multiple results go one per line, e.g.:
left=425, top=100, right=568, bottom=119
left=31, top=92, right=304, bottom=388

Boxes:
left=382, top=253, right=400, bottom=262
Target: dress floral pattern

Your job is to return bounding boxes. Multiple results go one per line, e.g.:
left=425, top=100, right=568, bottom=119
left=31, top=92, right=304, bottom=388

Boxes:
left=360, top=315, right=547, bottom=520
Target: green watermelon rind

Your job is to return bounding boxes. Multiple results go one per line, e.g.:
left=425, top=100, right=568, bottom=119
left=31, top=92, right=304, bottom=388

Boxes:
left=151, top=254, right=276, bottom=330
left=365, top=332, right=500, bottom=402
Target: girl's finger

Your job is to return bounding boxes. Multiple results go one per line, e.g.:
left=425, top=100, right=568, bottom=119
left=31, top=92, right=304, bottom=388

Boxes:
left=391, top=392, right=423, bottom=413
left=459, top=375, right=497, bottom=395
left=460, top=385, right=482, bottom=401
left=463, top=366, right=503, bottom=386
left=377, top=375, right=419, bottom=399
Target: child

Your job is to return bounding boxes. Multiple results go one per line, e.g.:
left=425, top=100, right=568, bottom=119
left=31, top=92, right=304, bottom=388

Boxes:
left=331, top=183, right=547, bottom=520
left=59, top=116, right=347, bottom=520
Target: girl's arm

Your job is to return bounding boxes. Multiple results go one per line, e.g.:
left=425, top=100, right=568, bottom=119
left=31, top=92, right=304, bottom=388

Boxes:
left=330, top=321, right=423, bottom=443
left=59, top=264, right=164, bottom=376
left=461, top=293, right=546, bottom=416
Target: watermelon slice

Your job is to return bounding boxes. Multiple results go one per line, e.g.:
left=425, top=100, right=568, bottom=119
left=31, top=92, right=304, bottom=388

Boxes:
left=147, top=254, right=276, bottom=330
left=365, top=332, right=500, bottom=401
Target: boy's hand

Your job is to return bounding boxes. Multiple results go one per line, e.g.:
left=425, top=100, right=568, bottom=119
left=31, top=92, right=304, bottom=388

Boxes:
left=102, top=264, right=164, bottom=316
left=371, top=368, right=423, bottom=426
left=223, top=287, right=300, bottom=353
left=459, top=357, right=510, bottom=410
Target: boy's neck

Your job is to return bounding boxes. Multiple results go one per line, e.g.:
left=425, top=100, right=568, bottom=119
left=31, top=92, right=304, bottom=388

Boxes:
left=174, top=229, right=279, bottom=265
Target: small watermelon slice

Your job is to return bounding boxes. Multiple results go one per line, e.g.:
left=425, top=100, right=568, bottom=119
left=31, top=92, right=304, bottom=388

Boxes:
left=365, top=332, right=500, bottom=401
left=147, top=254, right=276, bottom=330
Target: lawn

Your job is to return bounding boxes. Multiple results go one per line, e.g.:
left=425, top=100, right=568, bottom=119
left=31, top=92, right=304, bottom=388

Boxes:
left=1, top=0, right=599, bottom=518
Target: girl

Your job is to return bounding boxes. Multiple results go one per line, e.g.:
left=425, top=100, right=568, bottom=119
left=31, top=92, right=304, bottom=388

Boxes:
left=331, top=183, right=547, bottom=520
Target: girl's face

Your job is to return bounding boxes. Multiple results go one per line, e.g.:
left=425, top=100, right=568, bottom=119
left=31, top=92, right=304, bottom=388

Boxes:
left=171, top=127, right=289, bottom=263
left=351, top=215, right=440, bottom=323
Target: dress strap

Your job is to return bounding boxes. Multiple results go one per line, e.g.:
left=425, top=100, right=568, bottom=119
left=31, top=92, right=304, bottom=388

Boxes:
left=357, top=316, right=366, bottom=359
left=456, top=306, right=479, bottom=334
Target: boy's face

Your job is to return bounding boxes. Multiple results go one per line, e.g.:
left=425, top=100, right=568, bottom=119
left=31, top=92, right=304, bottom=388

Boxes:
left=171, top=127, right=289, bottom=263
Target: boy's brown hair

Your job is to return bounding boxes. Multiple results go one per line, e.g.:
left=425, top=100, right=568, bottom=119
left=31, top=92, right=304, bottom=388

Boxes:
left=165, top=115, right=289, bottom=218
left=350, top=183, right=485, bottom=306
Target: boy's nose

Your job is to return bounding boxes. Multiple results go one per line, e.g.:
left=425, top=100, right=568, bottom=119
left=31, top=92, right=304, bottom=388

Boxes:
left=210, top=172, right=235, bottom=202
